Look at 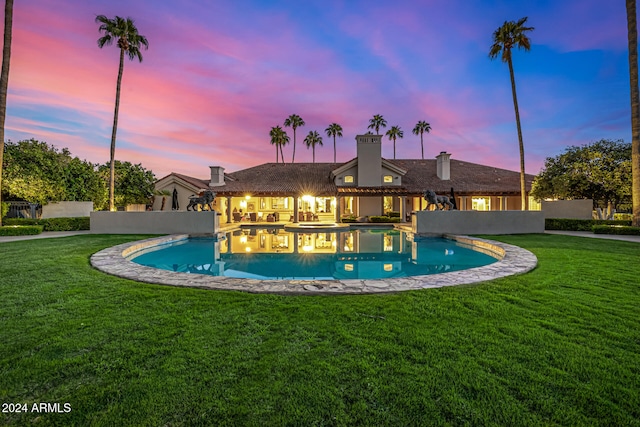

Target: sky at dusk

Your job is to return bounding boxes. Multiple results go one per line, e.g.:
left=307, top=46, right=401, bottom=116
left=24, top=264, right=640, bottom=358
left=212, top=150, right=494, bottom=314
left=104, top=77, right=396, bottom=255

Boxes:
left=3, top=0, right=631, bottom=179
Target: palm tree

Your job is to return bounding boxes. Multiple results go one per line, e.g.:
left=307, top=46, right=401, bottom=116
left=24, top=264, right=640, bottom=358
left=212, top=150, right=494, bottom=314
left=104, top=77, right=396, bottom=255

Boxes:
left=96, top=15, right=148, bottom=211
left=283, top=114, right=305, bottom=163
left=385, top=126, right=404, bottom=160
left=304, top=130, right=323, bottom=163
left=627, top=0, right=640, bottom=227
left=367, top=114, right=387, bottom=135
left=269, top=126, right=289, bottom=163
left=412, top=121, right=432, bottom=160
left=0, top=0, right=13, bottom=227
left=325, top=123, right=343, bottom=163
left=489, top=17, right=533, bottom=211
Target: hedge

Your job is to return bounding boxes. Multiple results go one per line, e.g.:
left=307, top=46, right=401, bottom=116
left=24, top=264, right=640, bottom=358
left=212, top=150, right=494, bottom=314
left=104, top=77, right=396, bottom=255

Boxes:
left=592, top=225, right=640, bottom=236
left=545, top=218, right=632, bottom=231
left=1, top=201, right=9, bottom=219
left=3, top=217, right=90, bottom=231
left=0, top=225, right=43, bottom=236
left=368, top=216, right=401, bottom=223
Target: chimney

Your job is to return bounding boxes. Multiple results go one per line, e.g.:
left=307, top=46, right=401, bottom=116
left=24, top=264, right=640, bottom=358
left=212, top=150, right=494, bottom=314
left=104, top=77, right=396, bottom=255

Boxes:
left=209, top=166, right=225, bottom=187
left=436, top=152, right=451, bottom=180
left=356, top=134, right=382, bottom=186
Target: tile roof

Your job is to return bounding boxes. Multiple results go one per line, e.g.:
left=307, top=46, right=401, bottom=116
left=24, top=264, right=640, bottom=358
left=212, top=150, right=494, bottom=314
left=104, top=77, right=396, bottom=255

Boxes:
left=161, top=158, right=534, bottom=197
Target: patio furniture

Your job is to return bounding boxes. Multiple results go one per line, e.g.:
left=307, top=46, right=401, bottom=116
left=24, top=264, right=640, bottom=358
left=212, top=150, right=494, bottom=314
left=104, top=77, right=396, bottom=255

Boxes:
left=249, top=212, right=257, bottom=222
left=233, top=212, right=242, bottom=222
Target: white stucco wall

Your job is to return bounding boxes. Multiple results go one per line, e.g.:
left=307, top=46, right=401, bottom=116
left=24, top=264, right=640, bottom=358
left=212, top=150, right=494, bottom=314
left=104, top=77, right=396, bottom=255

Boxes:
left=41, top=201, right=93, bottom=218
left=412, top=210, right=545, bottom=235
left=90, top=211, right=218, bottom=234
left=541, top=199, right=593, bottom=219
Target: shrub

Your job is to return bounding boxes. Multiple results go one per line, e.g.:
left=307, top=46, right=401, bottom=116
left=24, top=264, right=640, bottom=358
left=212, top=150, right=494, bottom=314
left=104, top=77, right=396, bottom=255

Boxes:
left=1, top=201, right=9, bottom=219
left=369, top=216, right=401, bottom=223
left=386, top=211, right=401, bottom=218
left=341, top=217, right=357, bottom=223
left=0, top=225, right=43, bottom=236
left=614, top=213, right=633, bottom=221
left=3, top=217, right=90, bottom=231
left=545, top=218, right=631, bottom=231
left=592, top=225, right=640, bottom=236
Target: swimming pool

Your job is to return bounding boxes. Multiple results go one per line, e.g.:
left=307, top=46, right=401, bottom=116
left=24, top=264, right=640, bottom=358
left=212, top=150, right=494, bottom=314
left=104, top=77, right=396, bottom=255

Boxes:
left=129, top=227, right=499, bottom=280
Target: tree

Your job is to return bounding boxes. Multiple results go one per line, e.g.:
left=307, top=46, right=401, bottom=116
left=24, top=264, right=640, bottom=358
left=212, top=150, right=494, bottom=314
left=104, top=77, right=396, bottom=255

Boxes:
left=412, top=121, right=432, bottom=160
left=2, top=139, right=107, bottom=207
left=283, top=114, right=305, bottom=163
left=367, top=114, right=387, bottom=135
left=96, top=15, right=148, bottom=211
left=0, top=0, right=13, bottom=226
left=97, top=160, right=155, bottom=208
left=385, top=125, right=404, bottom=159
left=627, top=0, right=640, bottom=226
left=530, top=139, right=632, bottom=214
left=269, top=125, right=289, bottom=164
left=325, top=123, right=343, bottom=163
left=489, top=17, right=534, bottom=210
left=304, top=130, right=323, bottom=163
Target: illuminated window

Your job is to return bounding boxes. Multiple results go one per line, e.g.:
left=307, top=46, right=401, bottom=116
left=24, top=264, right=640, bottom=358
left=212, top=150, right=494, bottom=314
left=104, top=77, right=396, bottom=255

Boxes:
left=528, top=196, right=541, bottom=211
left=384, top=196, right=393, bottom=212
left=383, top=175, right=393, bottom=183
left=472, top=197, right=491, bottom=211
left=344, top=175, right=354, bottom=183
left=271, top=197, right=289, bottom=209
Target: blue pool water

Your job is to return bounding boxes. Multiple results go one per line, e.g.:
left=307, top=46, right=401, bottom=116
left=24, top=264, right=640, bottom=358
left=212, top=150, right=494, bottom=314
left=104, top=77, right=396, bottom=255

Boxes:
left=129, top=227, right=498, bottom=280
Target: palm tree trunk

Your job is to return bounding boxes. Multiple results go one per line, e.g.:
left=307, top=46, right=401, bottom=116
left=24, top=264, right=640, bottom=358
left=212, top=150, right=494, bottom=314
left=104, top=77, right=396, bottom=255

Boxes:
left=275, top=144, right=279, bottom=163
left=0, top=0, right=13, bottom=227
left=393, top=138, right=396, bottom=159
left=508, top=56, right=527, bottom=210
left=420, top=133, right=424, bottom=160
left=109, top=48, right=125, bottom=211
left=279, top=144, right=284, bottom=164
left=291, top=129, right=296, bottom=163
left=333, top=135, right=336, bottom=163
left=312, top=146, right=315, bottom=163
left=628, top=0, right=640, bottom=227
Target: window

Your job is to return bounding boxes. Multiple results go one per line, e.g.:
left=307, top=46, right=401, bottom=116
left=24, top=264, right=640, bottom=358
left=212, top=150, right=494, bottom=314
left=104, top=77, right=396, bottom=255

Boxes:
left=472, top=197, right=491, bottom=211
left=271, top=197, right=289, bottom=209
left=383, top=196, right=394, bottom=212
left=344, top=175, right=354, bottom=183
left=383, top=175, right=393, bottom=183
left=528, top=196, right=541, bottom=211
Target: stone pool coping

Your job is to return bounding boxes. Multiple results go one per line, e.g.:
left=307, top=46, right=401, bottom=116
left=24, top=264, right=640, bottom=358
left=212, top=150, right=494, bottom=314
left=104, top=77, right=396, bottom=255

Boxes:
left=90, top=234, right=538, bottom=294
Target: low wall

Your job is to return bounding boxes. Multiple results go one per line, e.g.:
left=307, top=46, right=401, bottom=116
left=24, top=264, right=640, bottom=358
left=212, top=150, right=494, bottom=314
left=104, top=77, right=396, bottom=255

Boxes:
left=541, top=199, right=593, bottom=219
left=42, top=201, right=93, bottom=218
left=412, top=210, right=545, bottom=235
left=90, top=211, right=218, bottom=234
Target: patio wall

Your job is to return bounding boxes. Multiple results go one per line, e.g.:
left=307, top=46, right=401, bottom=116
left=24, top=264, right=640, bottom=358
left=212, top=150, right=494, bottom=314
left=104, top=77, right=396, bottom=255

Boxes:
left=541, top=199, right=593, bottom=219
left=42, top=201, right=93, bottom=218
left=90, top=211, right=218, bottom=234
left=412, top=210, right=545, bottom=235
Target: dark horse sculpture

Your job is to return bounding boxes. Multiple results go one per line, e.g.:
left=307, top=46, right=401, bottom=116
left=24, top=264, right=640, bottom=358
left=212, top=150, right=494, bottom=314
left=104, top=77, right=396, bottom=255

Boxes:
left=187, top=190, right=216, bottom=211
left=424, top=189, right=454, bottom=210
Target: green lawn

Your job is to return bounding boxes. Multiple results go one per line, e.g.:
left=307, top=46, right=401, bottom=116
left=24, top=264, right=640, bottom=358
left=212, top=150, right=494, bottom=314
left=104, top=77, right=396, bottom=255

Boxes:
left=1, top=234, right=639, bottom=426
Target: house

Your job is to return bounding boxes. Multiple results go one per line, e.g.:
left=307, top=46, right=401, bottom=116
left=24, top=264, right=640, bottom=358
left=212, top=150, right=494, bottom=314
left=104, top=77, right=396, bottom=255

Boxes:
left=153, top=134, right=536, bottom=222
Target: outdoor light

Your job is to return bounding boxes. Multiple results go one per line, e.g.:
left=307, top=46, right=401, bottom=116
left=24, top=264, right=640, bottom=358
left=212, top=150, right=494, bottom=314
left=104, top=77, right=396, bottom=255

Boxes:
left=384, top=264, right=393, bottom=272
left=245, top=247, right=251, bottom=252
left=245, top=195, right=251, bottom=199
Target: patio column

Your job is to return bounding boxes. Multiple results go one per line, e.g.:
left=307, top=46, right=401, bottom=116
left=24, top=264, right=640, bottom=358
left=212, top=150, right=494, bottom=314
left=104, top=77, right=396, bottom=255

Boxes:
left=460, top=196, right=466, bottom=211
left=335, top=196, right=341, bottom=223
left=293, top=196, right=299, bottom=223
left=399, top=196, right=406, bottom=222
left=226, top=196, right=232, bottom=223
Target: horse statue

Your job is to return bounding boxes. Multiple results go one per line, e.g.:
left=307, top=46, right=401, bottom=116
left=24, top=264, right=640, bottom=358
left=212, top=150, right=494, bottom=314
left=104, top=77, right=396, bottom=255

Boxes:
left=424, top=189, right=455, bottom=210
left=187, top=190, right=216, bottom=211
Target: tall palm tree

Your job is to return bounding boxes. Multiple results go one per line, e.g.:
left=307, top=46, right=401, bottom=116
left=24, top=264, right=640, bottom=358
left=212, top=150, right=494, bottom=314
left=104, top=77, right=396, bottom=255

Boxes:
left=304, top=130, right=323, bottom=163
left=627, top=0, right=640, bottom=227
left=412, top=120, right=432, bottom=160
left=0, top=0, right=13, bottom=227
left=489, top=16, right=533, bottom=211
left=325, top=123, right=343, bottom=163
left=269, top=125, right=289, bottom=163
left=367, top=114, right=387, bottom=135
left=385, top=125, right=404, bottom=160
left=283, top=114, right=305, bottom=163
left=96, top=15, right=148, bottom=211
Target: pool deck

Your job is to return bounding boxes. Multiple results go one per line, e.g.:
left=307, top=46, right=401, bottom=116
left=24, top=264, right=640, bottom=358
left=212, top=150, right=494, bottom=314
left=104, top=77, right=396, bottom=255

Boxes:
left=89, top=231, right=539, bottom=295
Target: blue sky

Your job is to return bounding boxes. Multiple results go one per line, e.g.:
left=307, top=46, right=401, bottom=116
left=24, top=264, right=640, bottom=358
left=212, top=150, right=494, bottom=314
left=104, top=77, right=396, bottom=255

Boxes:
left=3, top=0, right=631, bottom=178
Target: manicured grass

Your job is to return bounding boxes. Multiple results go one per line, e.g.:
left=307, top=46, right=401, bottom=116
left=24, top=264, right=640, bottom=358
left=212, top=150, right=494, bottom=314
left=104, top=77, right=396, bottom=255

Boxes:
left=1, top=234, right=639, bottom=426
